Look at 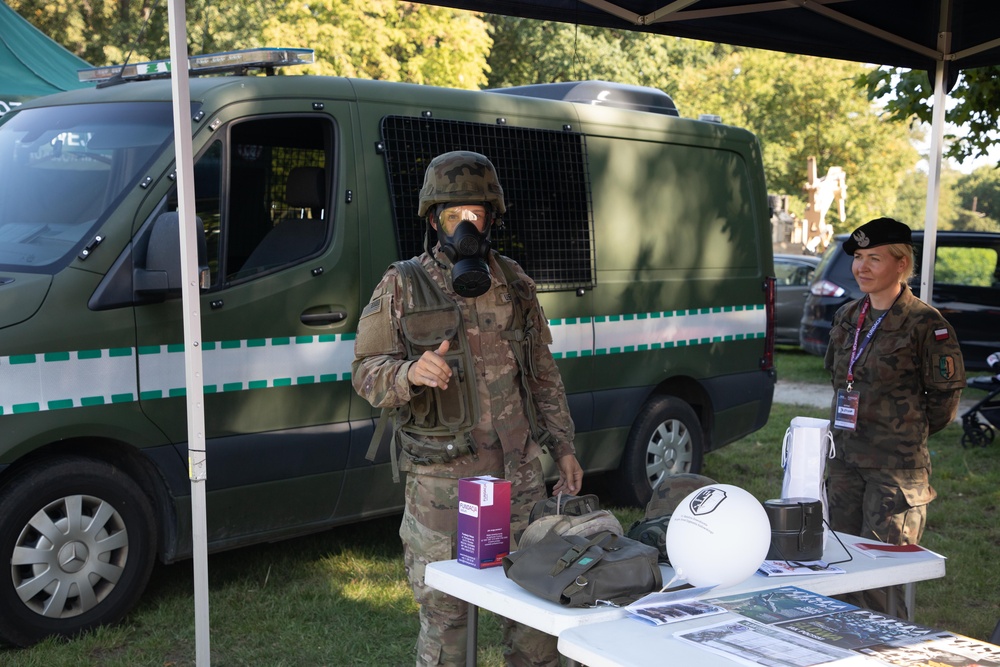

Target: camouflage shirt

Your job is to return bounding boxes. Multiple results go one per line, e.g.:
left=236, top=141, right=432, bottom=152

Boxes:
left=824, top=285, right=965, bottom=469
left=352, top=248, right=576, bottom=479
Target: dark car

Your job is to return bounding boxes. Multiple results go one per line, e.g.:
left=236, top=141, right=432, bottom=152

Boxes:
left=774, top=253, right=821, bottom=345
left=800, top=231, right=1000, bottom=369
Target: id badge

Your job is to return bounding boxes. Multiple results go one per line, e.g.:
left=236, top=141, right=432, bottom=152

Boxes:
left=833, top=388, right=860, bottom=431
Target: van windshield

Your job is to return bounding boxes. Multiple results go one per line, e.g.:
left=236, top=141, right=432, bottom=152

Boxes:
left=0, top=102, right=174, bottom=272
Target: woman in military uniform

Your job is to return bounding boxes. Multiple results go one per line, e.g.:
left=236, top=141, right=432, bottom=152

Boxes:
left=824, top=217, right=965, bottom=615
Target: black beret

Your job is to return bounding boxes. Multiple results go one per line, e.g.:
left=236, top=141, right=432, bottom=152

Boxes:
left=842, top=217, right=912, bottom=255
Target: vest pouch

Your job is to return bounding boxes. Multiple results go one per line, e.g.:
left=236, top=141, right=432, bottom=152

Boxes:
left=397, top=429, right=472, bottom=465
left=401, top=309, right=462, bottom=353
left=434, top=357, right=468, bottom=429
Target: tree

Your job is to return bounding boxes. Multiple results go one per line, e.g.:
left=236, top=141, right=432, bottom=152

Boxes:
left=263, top=1, right=490, bottom=87
left=955, top=166, right=1000, bottom=228
left=859, top=66, right=1000, bottom=164
left=485, top=16, right=729, bottom=94
left=8, top=0, right=491, bottom=89
left=676, top=50, right=918, bottom=229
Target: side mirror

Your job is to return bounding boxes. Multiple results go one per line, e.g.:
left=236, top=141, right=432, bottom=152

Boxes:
left=133, top=212, right=209, bottom=294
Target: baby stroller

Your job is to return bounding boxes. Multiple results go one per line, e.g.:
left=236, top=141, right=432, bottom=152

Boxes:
left=960, top=352, right=1000, bottom=448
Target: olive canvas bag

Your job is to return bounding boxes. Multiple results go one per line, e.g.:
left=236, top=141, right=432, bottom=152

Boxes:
left=502, top=530, right=662, bottom=607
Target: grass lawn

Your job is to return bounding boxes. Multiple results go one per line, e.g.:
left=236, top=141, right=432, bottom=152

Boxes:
left=3, top=351, right=997, bottom=665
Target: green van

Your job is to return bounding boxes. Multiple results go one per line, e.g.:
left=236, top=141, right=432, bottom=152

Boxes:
left=0, top=49, right=775, bottom=645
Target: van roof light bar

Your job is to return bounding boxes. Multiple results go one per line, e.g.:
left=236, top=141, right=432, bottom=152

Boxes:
left=78, top=47, right=315, bottom=84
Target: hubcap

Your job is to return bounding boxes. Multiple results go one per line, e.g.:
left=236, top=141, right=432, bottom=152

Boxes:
left=644, top=418, right=693, bottom=491
left=11, top=494, right=129, bottom=618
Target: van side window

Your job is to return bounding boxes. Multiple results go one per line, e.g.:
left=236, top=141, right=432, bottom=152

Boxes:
left=380, top=116, right=595, bottom=292
left=216, top=117, right=332, bottom=285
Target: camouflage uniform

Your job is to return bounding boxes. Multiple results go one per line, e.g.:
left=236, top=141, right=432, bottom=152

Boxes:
left=824, top=285, right=964, bottom=614
left=352, top=249, right=576, bottom=667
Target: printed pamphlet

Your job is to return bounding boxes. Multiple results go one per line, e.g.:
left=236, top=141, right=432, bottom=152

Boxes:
left=775, top=609, right=935, bottom=650
left=704, top=586, right=858, bottom=625
left=757, top=560, right=846, bottom=577
left=858, top=631, right=1000, bottom=666
left=626, top=584, right=722, bottom=625
left=673, top=617, right=866, bottom=667
left=625, top=598, right=727, bottom=626
left=847, top=542, right=943, bottom=560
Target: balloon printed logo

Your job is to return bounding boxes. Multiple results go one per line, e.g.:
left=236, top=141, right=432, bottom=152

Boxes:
left=689, top=487, right=727, bottom=515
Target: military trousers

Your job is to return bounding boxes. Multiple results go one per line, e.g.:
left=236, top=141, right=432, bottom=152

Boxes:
left=399, top=457, right=559, bottom=667
left=826, top=458, right=933, bottom=618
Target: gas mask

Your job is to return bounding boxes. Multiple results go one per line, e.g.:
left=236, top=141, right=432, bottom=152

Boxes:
left=437, top=208, right=493, bottom=298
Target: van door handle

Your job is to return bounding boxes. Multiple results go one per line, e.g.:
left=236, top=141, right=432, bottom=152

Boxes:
left=300, top=310, right=347, bottom=325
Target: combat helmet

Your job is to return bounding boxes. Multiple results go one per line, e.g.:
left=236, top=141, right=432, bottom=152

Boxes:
left=626, top=473, right=717, bottom=564
left=417, top=151, right=506, bottom=217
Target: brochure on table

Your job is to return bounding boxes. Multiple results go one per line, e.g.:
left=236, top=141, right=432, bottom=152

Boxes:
left=757, top=560, right=847, bottom=577
left=847, top=542, right=946, bottom=560
left=669, top=586, right=998, bottom=667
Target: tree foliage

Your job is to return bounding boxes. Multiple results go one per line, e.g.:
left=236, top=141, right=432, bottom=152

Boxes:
left=485, top=15, right=728, bottom=92
left=8, top=0, right=490, bottom=88
left=675, top=50, right=918, bottom=230
left=859, top=66, right=1000, bottom=164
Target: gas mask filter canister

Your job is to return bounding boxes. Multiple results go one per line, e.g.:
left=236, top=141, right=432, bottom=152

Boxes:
left=439, top=212, right=493, bottom=298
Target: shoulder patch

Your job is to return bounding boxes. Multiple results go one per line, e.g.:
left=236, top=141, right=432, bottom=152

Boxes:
left=361, top=298, right=382, bottom=319
left=934, top=327, right=950, bottom=341
left=937, top=354, right=957, bottom=380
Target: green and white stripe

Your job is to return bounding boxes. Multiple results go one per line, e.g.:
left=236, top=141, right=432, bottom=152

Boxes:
left=1, top=305, right=764, bottom=416
left=1, top=334, right=355, bottom=416
left=548, top=304, right=766, bottom=359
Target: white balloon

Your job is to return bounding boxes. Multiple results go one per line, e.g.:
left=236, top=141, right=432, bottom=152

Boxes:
left=665, top=483, right=771, bottom=589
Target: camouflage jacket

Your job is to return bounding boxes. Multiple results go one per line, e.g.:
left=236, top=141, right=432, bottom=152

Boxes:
left=352, top=247, right=576, bottom=478
left=824, top=285, right=965, bottom=469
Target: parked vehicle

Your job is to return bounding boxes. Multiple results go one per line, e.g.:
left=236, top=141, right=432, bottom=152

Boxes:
left=800, top=231, right=1000, bottom=369
left=0, top=49, right=777, bottom=645
left=773, top=253, right=820, bottom=346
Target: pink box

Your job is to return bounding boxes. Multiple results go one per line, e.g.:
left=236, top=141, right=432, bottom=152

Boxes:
left=457, top=476, right=511, bottom=569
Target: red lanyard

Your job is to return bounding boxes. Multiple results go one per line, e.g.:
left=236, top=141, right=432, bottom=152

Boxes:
left=846, top=289, right=902, bottom=390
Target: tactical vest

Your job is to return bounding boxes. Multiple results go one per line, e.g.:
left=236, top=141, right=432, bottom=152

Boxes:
left=365, top=254, right=550, bottom=482
left=392, top=257, right=481, bottom=463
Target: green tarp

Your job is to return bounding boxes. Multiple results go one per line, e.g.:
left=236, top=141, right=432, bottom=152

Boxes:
left=1, top=2, right=91, bottom=116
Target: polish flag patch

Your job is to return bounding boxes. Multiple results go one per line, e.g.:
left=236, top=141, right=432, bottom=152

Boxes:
left=934, top=328, right=950, bottom=341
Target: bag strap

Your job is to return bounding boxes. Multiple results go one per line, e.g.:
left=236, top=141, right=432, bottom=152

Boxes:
left=781, top=427, right=791, bottom=468
left=365, top=407, right=400, bottom=483
left=551, top=531, right=618, bottom=575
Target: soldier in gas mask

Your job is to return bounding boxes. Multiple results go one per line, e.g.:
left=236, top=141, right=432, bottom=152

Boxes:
left=352, top=151, right=583, bottom=667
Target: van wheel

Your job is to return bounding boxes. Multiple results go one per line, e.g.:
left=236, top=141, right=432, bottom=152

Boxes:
left=612, top=396, right=704, bottom=507
left=0, top=457, right=156, bottom=647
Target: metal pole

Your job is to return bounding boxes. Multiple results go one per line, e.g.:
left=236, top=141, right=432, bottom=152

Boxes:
left=166, top=0, right=211, bottom=663
left=920, top=60, right=946, bottom=305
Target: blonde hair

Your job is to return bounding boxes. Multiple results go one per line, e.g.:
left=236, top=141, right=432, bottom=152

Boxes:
left=883, top=243, right=915, bottom=283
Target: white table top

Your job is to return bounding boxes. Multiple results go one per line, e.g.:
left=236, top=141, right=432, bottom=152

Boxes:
left=424, top=532, right=946, bottom=638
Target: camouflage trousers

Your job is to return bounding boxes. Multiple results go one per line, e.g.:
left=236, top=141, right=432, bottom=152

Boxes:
left=826, top=459, right=934, bottom=618
left=400, top=457, right=559, bottom=667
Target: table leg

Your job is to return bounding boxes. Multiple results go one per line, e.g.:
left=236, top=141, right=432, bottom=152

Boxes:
left=467, top=603, right=478, bottom=667
left=904, top=582, right=915, bottom=621
left=887, top=586, right=897, bottom=618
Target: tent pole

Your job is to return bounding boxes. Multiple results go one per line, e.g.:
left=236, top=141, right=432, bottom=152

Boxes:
left=166, top=0, right=212, bottom=664
left=920, top=60, right=946, bottom=305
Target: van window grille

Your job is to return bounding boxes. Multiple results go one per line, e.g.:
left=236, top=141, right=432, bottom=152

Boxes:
left=380, top=115, right=595, bottom=292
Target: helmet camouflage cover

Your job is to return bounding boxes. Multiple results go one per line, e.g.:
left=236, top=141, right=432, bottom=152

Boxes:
left=626, top=473, right=717, bottom=564
left=417, top=151, right=506, bottom=217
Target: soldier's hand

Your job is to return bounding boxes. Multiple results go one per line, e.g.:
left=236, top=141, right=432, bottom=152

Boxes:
left=552, top=454, right=583, bottom=496
left=407, top=340, right=453, bottom=389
